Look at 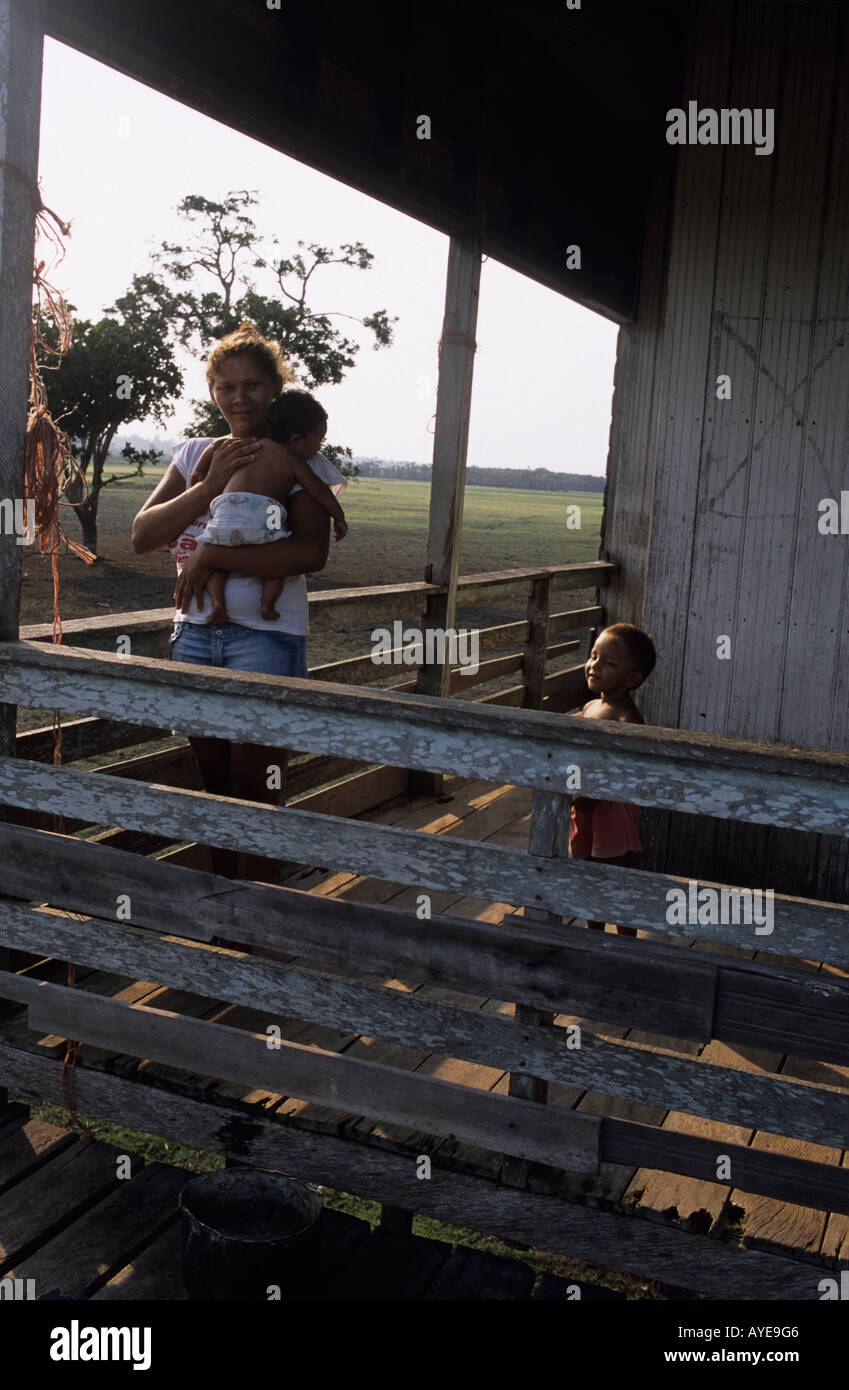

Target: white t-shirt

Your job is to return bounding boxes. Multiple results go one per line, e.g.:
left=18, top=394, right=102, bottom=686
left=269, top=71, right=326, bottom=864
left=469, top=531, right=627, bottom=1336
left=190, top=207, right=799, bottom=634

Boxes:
left=169, top=437, right=346, bottom=635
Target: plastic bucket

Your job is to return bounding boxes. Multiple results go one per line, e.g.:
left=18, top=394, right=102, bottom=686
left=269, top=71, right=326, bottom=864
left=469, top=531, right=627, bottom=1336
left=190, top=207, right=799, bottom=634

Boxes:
left=179, top=1169, right=323, bottom=1300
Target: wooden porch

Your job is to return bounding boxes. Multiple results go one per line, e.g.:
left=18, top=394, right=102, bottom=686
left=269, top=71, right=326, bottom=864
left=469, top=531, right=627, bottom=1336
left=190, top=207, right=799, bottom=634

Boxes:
left=2, top=771, right=847, bottom=1289
left=0, top=588, right=848, bottom=1299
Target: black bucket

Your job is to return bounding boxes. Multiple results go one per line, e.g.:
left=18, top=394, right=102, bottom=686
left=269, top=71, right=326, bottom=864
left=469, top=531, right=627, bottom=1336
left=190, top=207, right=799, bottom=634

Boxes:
left=179, top=1169, right=323, bottom=1300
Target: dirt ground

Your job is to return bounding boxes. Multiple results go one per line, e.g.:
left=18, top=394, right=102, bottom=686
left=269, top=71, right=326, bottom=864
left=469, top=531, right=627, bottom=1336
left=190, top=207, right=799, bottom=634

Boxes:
left=18, top=471, right=601, bottom=670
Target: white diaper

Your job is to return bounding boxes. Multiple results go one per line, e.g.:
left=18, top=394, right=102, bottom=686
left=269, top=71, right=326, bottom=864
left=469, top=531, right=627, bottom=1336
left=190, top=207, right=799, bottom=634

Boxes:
left=200, top=491, right=291, bottom=546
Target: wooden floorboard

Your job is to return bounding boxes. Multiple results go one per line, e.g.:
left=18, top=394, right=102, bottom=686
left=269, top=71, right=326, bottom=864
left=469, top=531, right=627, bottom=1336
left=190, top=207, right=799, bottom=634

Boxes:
left=0, top=1120, right=551, bottom=1300
left=9, top=1162, right=186, bottom=1297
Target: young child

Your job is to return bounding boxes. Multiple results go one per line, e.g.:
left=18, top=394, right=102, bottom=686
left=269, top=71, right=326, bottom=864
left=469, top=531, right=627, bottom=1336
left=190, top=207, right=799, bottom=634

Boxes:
left=191, top=389, right=348, bottom=623
left=570, top=622, right=657, bottom=937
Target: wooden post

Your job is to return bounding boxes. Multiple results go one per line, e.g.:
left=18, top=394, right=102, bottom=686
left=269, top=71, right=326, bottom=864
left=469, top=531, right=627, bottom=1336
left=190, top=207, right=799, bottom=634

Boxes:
left=503, top=790, right=567, bottom=1190
left=409, top=236, right=481, bottom=796
left=522, top=575, right=552, bottom=709
left=0, top=0, right=45, bottom=1108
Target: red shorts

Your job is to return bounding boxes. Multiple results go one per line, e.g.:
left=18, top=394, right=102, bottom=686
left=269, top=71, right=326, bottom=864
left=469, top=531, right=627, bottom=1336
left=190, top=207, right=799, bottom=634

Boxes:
left=569, top=798, right=641, bottom=860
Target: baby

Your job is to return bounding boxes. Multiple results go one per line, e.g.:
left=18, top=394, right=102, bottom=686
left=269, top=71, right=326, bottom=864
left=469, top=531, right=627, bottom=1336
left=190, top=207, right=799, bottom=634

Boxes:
left=191, top=389, right=347, bottom=623
left=570, top=622, right=657, bottom=937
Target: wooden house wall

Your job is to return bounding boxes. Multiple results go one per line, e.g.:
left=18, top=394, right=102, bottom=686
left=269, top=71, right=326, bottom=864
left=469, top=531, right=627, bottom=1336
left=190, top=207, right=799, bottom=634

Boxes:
left=603, top=0, right=849, bottom=900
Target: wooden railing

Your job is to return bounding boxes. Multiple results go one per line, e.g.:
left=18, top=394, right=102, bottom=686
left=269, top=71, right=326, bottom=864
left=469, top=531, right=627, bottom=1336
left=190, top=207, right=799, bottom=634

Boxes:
left=16, top=562, right=607, bottom=820
left=1, top=621, right=848, bottom=1298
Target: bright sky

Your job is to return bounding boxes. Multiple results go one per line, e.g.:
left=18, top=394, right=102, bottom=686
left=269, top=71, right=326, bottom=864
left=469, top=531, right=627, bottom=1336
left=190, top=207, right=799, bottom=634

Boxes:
left=38, top=38, right=619, bottom=474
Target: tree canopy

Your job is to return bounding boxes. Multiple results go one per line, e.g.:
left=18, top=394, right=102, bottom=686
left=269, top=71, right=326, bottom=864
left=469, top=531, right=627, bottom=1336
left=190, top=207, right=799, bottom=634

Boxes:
left=112, top=191, right=396, bottom=456
left=37, top=305, right=181, bottom=552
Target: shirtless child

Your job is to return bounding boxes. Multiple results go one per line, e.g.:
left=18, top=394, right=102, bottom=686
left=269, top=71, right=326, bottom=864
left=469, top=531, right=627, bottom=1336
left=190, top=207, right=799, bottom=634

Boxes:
left=570, top=623, right=657, bottom=937
left=190, top=389, right=347, bottom=623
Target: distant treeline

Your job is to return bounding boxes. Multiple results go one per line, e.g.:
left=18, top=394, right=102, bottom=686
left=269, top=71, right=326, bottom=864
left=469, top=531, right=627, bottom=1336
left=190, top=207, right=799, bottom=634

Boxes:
left=353, top=460, right=606, bottom=492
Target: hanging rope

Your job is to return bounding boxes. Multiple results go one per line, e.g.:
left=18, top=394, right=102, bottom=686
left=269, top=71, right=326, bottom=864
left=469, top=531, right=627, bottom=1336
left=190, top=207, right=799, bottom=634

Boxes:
left=12, top=165, right=97, bottom=1139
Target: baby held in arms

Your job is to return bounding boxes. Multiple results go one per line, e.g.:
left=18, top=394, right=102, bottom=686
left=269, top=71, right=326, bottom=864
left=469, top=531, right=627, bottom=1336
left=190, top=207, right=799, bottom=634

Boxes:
left=570, top=623, right=657, bottom=937
left=191, top=389, right=347, bottom=623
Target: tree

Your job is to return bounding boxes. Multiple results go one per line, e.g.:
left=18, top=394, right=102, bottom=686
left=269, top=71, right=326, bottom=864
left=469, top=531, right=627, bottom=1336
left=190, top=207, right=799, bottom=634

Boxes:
left=112, top=192, right=397, bottom=471
left=38, top=301, right=182, bottom=552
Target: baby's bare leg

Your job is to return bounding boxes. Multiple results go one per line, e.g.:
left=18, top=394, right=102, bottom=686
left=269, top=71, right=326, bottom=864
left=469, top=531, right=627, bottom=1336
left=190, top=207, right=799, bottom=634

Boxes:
left=261, top=575, right=285, bottom=621
left=205, top=570, right=228, bottom=624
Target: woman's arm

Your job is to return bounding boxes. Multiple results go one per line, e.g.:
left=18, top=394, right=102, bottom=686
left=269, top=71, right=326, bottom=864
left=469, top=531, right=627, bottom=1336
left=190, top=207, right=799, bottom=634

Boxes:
left=131, top=438, right=260, bottom=555
left=174, top=490, right=330, bottom=612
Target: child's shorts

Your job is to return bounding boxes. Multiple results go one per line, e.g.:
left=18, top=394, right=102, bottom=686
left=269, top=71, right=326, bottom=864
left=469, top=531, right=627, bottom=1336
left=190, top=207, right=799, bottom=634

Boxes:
left=570, top=798, right=641, bottom=860
left=199, top=491, right=291, bottom=547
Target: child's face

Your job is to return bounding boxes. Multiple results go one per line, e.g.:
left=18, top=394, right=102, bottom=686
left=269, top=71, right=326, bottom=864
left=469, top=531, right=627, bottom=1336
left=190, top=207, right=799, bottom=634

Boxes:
left=208, top=353, right=281, bottom=436
left=585, top=632, right=643, bottom=697
left=286, top=425, right=327, bottom=461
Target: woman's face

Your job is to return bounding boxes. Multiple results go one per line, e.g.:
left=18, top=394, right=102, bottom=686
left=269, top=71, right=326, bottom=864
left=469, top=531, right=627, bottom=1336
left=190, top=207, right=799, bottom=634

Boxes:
left=208, top=353, right=282, bottom=436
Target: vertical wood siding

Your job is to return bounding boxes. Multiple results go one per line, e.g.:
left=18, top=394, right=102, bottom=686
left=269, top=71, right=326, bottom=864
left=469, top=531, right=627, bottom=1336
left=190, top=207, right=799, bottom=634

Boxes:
left=604, top=1, right=849, bottom=897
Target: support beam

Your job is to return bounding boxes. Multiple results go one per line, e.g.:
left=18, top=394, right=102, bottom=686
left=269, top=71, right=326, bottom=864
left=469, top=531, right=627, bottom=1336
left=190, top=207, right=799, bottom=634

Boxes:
left=504, top=790, right=568, bottom=1190
left=522, top=575, right=552, bottom=709
left=411, top=235, right=481, bottom=794
left=0, top=0, right=45, bottom=1105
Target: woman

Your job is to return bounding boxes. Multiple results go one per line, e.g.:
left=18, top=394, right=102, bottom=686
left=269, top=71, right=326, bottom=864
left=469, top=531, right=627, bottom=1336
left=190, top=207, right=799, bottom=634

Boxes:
left=132, top=323, right=346, bottom=884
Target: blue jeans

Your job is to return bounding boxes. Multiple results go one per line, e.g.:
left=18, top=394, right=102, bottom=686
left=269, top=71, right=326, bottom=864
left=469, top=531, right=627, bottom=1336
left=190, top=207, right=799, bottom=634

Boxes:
left=170, top=620, right=307, bottom=676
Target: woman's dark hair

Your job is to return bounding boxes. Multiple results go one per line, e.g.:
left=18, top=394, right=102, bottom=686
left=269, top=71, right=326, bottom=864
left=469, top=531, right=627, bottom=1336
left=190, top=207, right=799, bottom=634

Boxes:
left=267, top=389, right=328, bottom=443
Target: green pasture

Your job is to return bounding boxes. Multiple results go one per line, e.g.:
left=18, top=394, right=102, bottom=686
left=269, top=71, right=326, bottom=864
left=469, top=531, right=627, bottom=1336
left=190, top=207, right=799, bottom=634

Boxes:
left=90, top=466, right=603, bottom=574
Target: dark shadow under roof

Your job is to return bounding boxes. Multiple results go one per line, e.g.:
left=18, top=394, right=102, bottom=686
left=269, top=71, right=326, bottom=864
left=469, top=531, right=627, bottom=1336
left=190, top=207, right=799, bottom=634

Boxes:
left=44, top=0, right=690, bottom=320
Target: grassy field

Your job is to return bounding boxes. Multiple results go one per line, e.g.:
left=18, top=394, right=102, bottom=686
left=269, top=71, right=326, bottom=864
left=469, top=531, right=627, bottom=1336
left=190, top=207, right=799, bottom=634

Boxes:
left=20, top=470, right=604, bottom=631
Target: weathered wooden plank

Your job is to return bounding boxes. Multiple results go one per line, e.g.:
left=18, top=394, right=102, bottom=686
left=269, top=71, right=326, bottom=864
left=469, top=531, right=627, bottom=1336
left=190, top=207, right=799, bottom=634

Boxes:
left=26, top=987, right=603, bottom=1172
left=284, top=753, right=366, bottom=798
left=454, top=564, right=613, bottom=610
left=6, top=641, right=849, bottom=830
left=0, top=0, right=45, bottom=1057
left=449, top=650, right=525, bottom=694
left=730, top=1129, right=837, bottom=1256
left=521, top=576, right=552, bottom=711
left=548, top=606, right=605, bottom=636
left=475, top=683, right=526, bottom=708
left=417, top=236, right=481, bottom=698
left=2, top=757, right=848, bottom=968
left=622, top=1108, right=744, bottom=1234
left=1, top=822, right=845, bottom=1052
left=0, top=1139, right=121, bottom=1267
left=289, top=765, right=407, bottom=818
left=17, top=567, right=611, bottom=648
left=20, top=608, right=173, bottom=648
left=0, top=1043, right=840, bottom=1298
left=9, top=1161, right=185, bottom=1295
left=1, top=891, right=846, bottom=1142
left=543, top=664, right=589, bottom=706
left=509, top=790, right=568, bottom=1107
left=476, top=618, right=530, bottom=655
left=0, top=1117, right=76, bottom=1195
left=308, top=586, right=432, bottom=632
left=603, top=1115, right=849, bottom=1216
left=17, top=718, right=168, bottom=764
left=90, top=1219, right=187, bottom=1300
left=93, top=744, right=202, bottom=789
left=793, top=15, right=849, bottom=759
left=638, top=0, right=733, bottom=735
left=545, top=639, right=581, bottom=664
